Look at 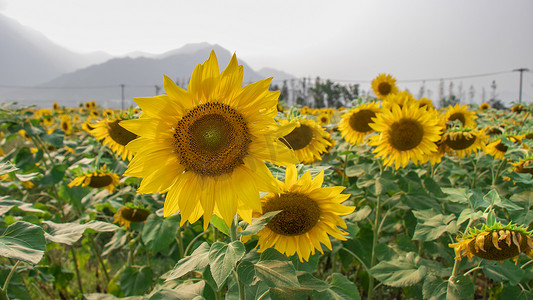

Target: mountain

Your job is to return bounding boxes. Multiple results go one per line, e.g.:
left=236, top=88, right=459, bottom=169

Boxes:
left=4, top=43, right=277, bottom=108
left=258, top=67, right=297, bottom=84
left=0, top=13, right=112, bottom=86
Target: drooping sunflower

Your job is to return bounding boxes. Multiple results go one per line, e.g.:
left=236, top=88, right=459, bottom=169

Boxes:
left=368, top=103, right=442, bottom=169
left=121, top=51, right=298, bottom=228
left=511, top=104, right=524, bottom=114
left=512, top=157, right=533, bottom=178
left=441, top=104, right=477, bottom=129
left=113, top=205, right=151, bottom=229
left=68, top=165, right=120, bottom=193
left=418, top=98, right=435, bottom=111
left=442, top=128, right=487, bottom=158
left=338, top=101, right=381, bottom=146
left=254, top=165, right=354, bottom=262
left=371, top=73, right=398, bottom=99
left=278, top=118, right=331, bottom=164
left=449, top=222, right=533, bottom=262
left=90, top=116, right=137, bottom=161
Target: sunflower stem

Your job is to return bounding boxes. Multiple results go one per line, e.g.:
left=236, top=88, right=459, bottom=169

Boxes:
left=175, top=225, right=184, bottom=260
left=229, top=217, right=245, bottom=300
left=1, top=260, right=21, bottom=297
left=70, top=247, right=84, bottom=295
left=367, top=195, right=381, bottom=300
left=89, top=236, right=110, bottom=285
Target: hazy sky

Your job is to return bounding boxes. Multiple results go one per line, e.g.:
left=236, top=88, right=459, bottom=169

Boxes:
left=2, top=0, right=532, bottom=103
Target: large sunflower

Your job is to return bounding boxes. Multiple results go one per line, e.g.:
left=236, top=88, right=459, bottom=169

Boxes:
left=90, top=116, right=138, bottom=161
left=254, top=165, right=354, bottom=262
left=121, top=51, right=298, bottom=228
left=278, top=118, right=331, bottom=164
left=368, top=103, right=442, bottom=169
left=371, top=73, right=398, bottom=99
left=68, top=165, right=120, bottom=193
left=338, top=101, right=381, bottom=146
left=449, top=223, right=533, bottom=262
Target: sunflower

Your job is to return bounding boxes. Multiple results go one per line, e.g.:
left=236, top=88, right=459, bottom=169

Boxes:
left=511, top=104, right=524, bottom=113
left=368, top=103, right=442, bottom=169
left=449, top=222, right=533, bottom=262
left=317, top=113, right=331, bottom=126
left=418, top=98, right=435, bottom=110
left=68, top=165, right=120, bottom=193
left=90, top=116, right=137, bottom=161
left=338, top=102, right=381, bottom=146
left=485, top=135, right=522, bottom=160
left=513, top=157, right=533, bottom=178
left=113, top=205, right=151, bottom=229
left=254, top=165, right=354, bottom=262
left=441, top=104, right=477, bottom=129
left=60, top=114, right=72, bottom=136
left=371, top=73, right=398, bottom=99
left=442, top=128, right=487, bottom=158
left=381, top=90, right=416, bottom=110
left=479, top=102, right=490, bottom=110
left=53, top=102, right=61, bottom=111
left=121, top=51, right=298, bottom=228
left=278, top=118, right=331, bottom=164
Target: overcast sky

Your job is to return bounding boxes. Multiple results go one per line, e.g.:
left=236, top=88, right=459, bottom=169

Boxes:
left=2, top=0, right=532, bottom=103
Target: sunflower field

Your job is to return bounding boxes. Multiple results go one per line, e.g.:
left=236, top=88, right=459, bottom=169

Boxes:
left=1, top=51, right=533, bottom=300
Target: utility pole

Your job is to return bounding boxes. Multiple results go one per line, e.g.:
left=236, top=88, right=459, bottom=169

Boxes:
left=120, top=84, right=125, bottom=110
left=155, top=85, right=161, bottom=95
left=513, top=68, right=529, bottom=103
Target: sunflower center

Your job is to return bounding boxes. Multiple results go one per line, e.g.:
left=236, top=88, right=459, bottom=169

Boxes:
left=349, top=109, right=376, bottom=133
left=447, top=113, right=466, bottom=126
left=445, top=134, right=476, bottom=150
left=280, top=125, right=314, bottom=150
left=377, top=82, right=392, bottom=96
left=173, top=102, right=250, bottom=177
left=389, top=119, right=424, bottom=151
left=62, top=121, right=69, bottom=131
left=120, top=207, right=150, bottom=222
left=263, top=192, right=321, bottom=236
left=495, top=142, right=508, bottom=153
left=108, top=120, right=138, bottom=146
left=89, top=174, right=113, bottom=188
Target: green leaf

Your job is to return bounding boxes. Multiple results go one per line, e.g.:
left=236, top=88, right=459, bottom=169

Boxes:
left=120, top=266, right=154, bottom=296
left=370, top=252, right=427, bottom=287
left=422, top=275, right=447, bottom=300
left=43, top=220, right=118, bottom=245
left=57, top=183, right=89, bottom=213
left=0, top=197, right=44, bottom=215
left=208, top=241, right=246, bottom=289
left=351, top=205, right=372, bottom=222
left=148, top=281, right=205, bottom=300
left=259, top=248, right=290, bottom=262
left=210, top=215, right=231, bottom=236
left=446, top=275, right=474, bottom=300
left=269, top=287, right=312, bottom=300
left=315, top=273, right=361, bottom=300
left=442, top=188, right=471, bottom=204
left=236, top=260, right=256, bottom=285
left=500, top=285, right=533, bottom=300
left=482, top=260, right=525, bottom=286
left=457, top=208, right=483, bottom=225
left=239, top=210, right=281, bottom=236
left=142, top=214, right=180, bottom=253
left=0, top=221, right=46, bottom=264
left=255, top=260, right=299, bottom=288
left=39, top=164, right=68, bottom=188
left=412, top=209, right=458, bottom=241
left=41, top=131, right=64, bottom=148
left=486, top=210, right=496, bottom=227
left=423, top=177, right=446, bottom=197
left=483, top=189, right=502, bottom=206
left=166, top=242, right=211, bottom=281
left=297, top=272, right=329, bottom=292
